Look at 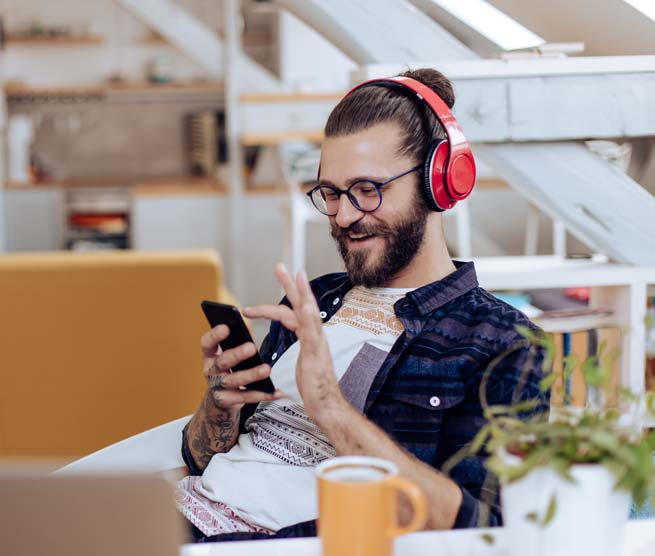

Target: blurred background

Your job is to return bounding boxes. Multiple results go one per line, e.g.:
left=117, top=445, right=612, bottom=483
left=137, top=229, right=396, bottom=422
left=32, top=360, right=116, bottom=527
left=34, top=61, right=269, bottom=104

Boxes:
left=1, top=0, right=655, bottom=460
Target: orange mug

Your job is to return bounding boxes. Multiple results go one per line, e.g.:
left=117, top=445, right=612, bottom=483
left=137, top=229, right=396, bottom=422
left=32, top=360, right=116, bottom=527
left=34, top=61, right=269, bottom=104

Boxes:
left=316, top=456, right=427, bottom=556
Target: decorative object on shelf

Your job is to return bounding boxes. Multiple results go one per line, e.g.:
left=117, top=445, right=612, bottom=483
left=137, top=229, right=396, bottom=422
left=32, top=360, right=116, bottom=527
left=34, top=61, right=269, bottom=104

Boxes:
left=445, top=327, right=655, bottom=556
left=185, top=110, right=227, bottom=176
left=146, top=54, right=175, bottom=84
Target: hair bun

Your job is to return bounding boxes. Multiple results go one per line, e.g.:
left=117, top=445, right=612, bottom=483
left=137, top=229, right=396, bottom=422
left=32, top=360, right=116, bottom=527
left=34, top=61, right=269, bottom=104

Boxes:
left=400, top=68, right=455, bottom=109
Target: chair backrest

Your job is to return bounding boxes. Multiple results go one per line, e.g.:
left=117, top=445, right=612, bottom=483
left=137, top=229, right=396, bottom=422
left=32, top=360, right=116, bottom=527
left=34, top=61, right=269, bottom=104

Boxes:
left=0, top=249, right=224, bottom=458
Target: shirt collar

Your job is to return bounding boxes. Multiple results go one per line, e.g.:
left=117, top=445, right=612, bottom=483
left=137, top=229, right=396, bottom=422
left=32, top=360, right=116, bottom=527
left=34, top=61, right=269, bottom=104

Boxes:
left=316, top=260, right=478, bottom=318
left=403, top=260, right=479, bottom=317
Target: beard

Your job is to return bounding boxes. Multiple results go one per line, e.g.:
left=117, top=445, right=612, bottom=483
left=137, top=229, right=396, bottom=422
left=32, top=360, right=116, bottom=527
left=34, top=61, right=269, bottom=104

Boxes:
left=330, top=193, right=430, bottom=288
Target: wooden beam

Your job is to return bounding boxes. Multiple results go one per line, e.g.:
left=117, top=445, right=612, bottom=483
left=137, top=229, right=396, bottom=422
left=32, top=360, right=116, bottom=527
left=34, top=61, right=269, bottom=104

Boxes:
left=475, top=142, right=655, bottom=265
left=274, top=0, right=477, bottom=63
left=353, top=56, right=655, bottom=80
left=356, top=60, right=655, bottom=141
left=239, top=62, right=655, bottom=141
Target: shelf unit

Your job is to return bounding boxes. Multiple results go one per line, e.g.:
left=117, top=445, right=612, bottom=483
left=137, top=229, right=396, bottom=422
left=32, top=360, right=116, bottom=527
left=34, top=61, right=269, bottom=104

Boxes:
left=63, top=188, right=131, bottom=251
left=4, top=81, right=224, bottom=100
left=474, top=255, right=655, bottom=398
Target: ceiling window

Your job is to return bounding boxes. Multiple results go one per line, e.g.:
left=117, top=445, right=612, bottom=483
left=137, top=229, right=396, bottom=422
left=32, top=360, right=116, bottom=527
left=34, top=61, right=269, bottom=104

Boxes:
left=428, top=0, right=544, bottom=51
left=623, top=0, right=655, bottom=22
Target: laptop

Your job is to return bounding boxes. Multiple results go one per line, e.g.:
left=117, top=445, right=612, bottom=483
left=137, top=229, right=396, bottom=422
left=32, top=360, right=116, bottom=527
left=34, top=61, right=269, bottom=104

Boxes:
left=0, top=468, right=186, bottom=556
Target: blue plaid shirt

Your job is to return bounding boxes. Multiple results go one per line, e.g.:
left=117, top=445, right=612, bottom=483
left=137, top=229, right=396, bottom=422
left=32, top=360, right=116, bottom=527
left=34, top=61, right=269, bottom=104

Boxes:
left=183, top=261, right=547, bottom=543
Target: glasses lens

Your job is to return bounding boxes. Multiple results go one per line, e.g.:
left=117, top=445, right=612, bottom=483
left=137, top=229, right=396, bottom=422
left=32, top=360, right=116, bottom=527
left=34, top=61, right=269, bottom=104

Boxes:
left=310, top=186, right=339, bottom=215
left=350, top=181, right=381, bottom=212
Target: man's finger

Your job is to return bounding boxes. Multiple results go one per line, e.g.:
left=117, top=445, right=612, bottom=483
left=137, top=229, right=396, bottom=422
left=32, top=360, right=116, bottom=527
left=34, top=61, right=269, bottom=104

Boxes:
left=296, top=271, right=323, bottom=337
left=212, top=364, right=272, bottom=390
left=214, top=342, right=257, bottom=371
left=275, top=263, right=301, bottom=309
left=201, top=324, right=229, bottom=358
left=243, top=304, right=298, bottom=331
left=211, top=387, right=284, bottom=407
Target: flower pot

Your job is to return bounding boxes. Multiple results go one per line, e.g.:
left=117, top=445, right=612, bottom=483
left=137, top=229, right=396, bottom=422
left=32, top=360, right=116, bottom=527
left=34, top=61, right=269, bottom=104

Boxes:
left=502, top=464, right=630, bottom=556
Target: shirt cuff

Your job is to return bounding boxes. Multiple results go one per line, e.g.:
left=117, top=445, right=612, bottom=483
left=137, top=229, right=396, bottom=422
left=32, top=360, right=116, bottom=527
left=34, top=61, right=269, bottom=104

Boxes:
left=453, top=486, right=480, bottom=529
left=181, top=422, right=203, bottom=476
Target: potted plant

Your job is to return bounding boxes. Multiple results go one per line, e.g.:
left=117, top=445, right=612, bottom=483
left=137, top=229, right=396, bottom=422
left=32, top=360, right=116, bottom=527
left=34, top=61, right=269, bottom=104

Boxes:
left=450, top=326, right=655, bottom=556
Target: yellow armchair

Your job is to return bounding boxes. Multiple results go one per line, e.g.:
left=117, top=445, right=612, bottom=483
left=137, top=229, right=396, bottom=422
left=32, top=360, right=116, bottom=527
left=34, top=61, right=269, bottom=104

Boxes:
left=0, top=249, right=234, bottom=459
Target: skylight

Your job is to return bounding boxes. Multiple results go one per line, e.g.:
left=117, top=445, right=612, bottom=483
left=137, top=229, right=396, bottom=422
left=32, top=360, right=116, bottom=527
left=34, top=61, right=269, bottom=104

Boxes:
left=623, top=0, right=655, bottom=22
left=428, top=0, right=545, bottom=51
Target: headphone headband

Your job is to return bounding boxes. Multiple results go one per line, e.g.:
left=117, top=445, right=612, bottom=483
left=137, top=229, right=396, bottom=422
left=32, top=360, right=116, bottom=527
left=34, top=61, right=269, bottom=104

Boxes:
left=344, top=76, right=476, bottom=210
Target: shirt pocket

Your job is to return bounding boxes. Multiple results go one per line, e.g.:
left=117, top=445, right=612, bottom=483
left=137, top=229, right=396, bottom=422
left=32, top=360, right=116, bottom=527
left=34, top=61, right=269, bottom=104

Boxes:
left=389, top=391, right=465, bottom=445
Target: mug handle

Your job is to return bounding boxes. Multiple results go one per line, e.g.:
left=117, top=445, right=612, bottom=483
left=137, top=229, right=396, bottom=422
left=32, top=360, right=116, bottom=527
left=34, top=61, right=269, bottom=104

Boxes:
left=385, top=476, right=427, bottom=537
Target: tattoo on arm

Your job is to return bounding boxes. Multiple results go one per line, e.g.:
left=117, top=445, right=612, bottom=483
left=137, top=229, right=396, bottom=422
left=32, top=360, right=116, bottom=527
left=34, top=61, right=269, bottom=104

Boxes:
left=190, top=420, right=217, bottom=469
left=187, top=391, right=239, bottom=471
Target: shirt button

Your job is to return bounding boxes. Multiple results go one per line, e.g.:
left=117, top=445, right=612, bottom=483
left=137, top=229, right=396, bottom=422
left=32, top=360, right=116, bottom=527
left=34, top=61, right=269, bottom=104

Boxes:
left=332, top=297, right=340, bottom=305
left=319, top=311, right=327, bottom=319
left=271, top=352, right=278, bottom=361
left=429, top=396, right=441, bottom=408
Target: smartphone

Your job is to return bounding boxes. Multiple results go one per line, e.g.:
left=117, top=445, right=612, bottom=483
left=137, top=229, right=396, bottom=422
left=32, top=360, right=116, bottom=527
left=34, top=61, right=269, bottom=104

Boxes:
left=200, top=300, right=275, bottom=394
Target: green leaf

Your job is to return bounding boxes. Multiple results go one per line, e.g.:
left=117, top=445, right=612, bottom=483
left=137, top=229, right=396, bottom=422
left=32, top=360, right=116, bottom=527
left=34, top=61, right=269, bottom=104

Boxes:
left=540, top=372, right=557, bottom=393
left=541, top=494, right=557, bottom=527
left=470, top=425, right=491, bottom=455
left=481, top=533, right=495, bottom=545
left=590, top=431, right=620, bottom=452
left=515, top=324, right=539, bottom=343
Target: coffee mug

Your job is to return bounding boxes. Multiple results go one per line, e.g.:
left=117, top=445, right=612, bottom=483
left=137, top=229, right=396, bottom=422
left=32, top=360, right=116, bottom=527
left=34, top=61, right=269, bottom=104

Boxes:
left=316, top=456, right=427, bottom=556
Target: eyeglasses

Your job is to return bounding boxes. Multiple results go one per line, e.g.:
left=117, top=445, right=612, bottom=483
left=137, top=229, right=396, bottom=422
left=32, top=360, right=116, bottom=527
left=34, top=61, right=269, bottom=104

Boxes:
left=306, top=165, right=422, bottom=216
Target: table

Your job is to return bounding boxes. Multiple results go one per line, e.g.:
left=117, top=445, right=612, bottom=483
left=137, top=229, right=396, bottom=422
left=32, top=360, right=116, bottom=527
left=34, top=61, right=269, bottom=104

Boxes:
left=181, top=520, right=655, bottom=556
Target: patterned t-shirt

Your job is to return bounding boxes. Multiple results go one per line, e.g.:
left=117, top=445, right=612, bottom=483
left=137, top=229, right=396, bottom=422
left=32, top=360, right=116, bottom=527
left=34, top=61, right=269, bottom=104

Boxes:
left=176, top=286, right=412, bottom=535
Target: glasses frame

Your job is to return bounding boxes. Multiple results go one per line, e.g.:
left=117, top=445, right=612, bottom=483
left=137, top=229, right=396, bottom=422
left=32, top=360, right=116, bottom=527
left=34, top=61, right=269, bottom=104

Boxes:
left=306, top=164, right=422, bottom=216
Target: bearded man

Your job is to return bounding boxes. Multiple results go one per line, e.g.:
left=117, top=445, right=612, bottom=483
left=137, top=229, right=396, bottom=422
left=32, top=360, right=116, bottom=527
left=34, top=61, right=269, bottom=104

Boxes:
left=176, top=68, right=546, bottom=541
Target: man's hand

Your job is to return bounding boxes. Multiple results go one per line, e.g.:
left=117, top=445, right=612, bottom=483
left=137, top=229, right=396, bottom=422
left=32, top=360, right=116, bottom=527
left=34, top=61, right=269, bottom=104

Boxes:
left=244, top=263, right=346, bottom=421
left=185, top=324, right=283, bottom=471
left=202, top=324, right=282, bottom=409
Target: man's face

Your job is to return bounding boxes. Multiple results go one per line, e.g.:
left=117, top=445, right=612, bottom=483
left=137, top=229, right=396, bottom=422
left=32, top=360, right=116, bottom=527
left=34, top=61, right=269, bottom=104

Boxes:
left=319, top=121, right=430, bottom=288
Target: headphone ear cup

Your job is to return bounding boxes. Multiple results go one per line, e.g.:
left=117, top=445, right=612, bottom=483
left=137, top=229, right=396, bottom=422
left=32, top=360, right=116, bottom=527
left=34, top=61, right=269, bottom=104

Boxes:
left=422, top=140, right=454, bottom=212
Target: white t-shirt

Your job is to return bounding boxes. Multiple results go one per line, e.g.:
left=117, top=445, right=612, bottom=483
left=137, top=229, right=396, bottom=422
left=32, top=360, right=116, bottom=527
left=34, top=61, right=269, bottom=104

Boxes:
left=176, top=286, right=413, bottom=536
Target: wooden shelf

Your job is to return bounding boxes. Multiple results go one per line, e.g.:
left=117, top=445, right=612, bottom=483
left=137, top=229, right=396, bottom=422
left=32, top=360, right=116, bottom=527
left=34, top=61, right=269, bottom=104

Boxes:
left=4, top=83, right=105, bottom=99
left=4, top=81, right=224, bottom=99
left=240, top=92, right=344, bottom=103
left=5, top=34, right=104, bottom=46
left=4, top=176, right=295, bottom=197
left=241, top=130, right=324, bottom=146
left=6, top=176, right=223, bottom=191
left=106, top=81, right=223, bottom=95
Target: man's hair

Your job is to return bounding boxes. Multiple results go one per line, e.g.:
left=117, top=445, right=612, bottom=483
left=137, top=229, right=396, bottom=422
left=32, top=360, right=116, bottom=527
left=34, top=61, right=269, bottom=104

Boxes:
left=324, top=68, right=455, bottom=166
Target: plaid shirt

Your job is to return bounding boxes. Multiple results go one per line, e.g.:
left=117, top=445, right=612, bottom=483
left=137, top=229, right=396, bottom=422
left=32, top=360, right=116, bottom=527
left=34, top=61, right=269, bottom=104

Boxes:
left=183, top=261, right=547, bottom=543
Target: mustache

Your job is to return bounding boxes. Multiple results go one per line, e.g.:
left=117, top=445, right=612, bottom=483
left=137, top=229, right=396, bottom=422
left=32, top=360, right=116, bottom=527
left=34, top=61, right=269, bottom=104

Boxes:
left=330, top=222, right=391, bottom=240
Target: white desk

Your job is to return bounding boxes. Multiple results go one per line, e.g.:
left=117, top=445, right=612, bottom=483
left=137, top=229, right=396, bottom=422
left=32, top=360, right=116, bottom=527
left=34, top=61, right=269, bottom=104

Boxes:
left=181, top=519, right=655, bottom=556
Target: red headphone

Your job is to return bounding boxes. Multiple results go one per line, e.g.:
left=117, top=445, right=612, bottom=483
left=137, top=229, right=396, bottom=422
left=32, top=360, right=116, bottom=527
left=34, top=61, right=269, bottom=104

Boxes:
left=344, top=76, right=476, bottom=212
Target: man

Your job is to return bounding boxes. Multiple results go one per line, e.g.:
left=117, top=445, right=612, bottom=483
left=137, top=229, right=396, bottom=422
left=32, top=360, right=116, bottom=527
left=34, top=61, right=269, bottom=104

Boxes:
left=177, top=68, right=545, bottom=541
